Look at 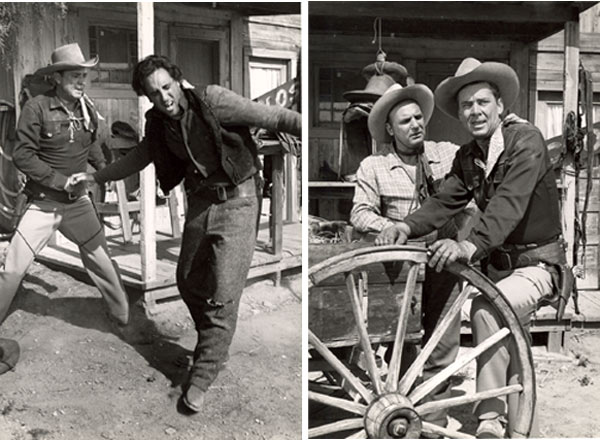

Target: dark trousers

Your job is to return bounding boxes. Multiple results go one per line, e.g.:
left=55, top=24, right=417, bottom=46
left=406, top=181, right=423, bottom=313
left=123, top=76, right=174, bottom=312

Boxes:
left=176, top=192, right=259, bottom=391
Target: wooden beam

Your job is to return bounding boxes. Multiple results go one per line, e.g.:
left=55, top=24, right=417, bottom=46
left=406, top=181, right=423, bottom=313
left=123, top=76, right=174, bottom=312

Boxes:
left=230, top=14, right=244, bottom=95
left=309, top=2, right=580, bottom=24
left=509, top=42, right=530, bottom=119
left=137, top=2, right=157, bottom=283
left=563, top=20, right=580, bottom=267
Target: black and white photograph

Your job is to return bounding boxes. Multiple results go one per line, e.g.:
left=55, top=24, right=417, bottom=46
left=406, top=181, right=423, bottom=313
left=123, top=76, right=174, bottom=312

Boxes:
left=0, top=2, right=301, bottom=439
left=308, top=2, right=600, bottom=438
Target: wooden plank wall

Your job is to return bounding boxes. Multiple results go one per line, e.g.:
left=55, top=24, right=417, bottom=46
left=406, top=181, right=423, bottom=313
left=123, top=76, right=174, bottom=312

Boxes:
left=532, top=4, right=600, bottom=290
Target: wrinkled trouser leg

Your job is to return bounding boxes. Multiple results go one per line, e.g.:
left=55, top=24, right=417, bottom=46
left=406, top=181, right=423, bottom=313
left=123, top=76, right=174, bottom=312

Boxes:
left=471, top=266, right=553, bottom=428
left=59, top=196, right=129, bottom=325
left=177, top=194, right=258, bottom=392
left=419, top=267, right=462, bottom=425
left=0, top=201, right=59, bottom=324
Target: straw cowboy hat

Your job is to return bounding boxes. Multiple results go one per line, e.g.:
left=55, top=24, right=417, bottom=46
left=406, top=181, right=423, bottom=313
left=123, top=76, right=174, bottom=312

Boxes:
left=434, top=57, right=520, bottom=119
left=368, top=83, right=435, bottom=144
left=35, top=43, right=99, bottom=76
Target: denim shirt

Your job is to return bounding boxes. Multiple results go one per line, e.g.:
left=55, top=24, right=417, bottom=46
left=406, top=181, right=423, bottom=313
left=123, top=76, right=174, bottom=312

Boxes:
left=13, top=90, right=104, bottom=192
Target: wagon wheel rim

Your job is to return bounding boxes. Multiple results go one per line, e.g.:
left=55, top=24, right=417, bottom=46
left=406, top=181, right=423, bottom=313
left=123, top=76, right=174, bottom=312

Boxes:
left=308, top=245, right=535, bottom=439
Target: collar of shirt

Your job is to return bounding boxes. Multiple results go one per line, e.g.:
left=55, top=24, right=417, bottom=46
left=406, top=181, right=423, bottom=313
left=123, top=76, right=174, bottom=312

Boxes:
left=485, top=124, right=505, bottom=178
left=379, top=141, right=442, bottom=171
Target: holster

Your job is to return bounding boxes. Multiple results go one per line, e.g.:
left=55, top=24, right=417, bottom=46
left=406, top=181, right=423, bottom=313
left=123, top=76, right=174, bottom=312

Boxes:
left=489, top=239, right=577, bottom=320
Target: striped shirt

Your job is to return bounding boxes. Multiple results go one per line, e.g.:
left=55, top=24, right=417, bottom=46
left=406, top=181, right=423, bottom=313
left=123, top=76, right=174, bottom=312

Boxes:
left=350, top=140, right=459, bottom=237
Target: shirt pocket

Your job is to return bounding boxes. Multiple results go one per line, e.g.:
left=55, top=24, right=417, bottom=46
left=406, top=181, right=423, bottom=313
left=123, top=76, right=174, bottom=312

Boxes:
left=40, top=118, right=69, bottom=141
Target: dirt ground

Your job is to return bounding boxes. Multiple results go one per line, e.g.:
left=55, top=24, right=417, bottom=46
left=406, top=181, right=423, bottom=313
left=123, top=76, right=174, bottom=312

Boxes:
left=0, top=242, right=301, bottom=440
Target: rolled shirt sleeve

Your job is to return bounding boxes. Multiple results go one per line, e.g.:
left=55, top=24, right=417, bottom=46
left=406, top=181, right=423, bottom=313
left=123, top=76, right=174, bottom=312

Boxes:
left=350, top=160, right=394, bottom=233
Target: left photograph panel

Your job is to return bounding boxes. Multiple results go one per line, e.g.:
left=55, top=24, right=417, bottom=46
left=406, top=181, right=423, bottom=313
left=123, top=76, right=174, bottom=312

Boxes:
left=0, top=2, right=302, bottom=439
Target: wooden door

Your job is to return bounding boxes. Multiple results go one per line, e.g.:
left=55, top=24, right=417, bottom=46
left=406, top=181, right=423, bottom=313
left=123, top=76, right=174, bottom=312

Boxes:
left=169, top=26, right=230, bottom=89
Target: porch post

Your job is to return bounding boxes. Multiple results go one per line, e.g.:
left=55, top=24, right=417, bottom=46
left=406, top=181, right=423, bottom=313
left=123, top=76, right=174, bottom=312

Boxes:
left=562, top=20, right=580, bottom=267
left=137, top=2, right=157, bottom=283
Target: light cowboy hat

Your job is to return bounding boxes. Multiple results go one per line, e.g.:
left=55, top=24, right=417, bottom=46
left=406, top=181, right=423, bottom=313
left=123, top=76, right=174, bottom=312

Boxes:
left=367, top=83, right=434, bottom=144
left=434, top=57, right=520, bottom=119
left=35, top=43, right=99, bottom=76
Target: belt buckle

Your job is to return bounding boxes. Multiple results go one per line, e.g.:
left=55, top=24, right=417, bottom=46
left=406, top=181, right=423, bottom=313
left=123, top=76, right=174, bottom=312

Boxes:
left=216, top=186, right=227, bottom=201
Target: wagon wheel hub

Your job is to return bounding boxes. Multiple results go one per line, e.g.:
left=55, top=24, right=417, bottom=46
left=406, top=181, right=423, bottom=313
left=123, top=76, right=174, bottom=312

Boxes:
left=364, top=393, right=422, bottom=439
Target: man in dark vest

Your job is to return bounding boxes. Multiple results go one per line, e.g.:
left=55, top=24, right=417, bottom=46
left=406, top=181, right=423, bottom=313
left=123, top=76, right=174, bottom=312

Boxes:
left=377, top=58, right=565, bottom=438
left=0, top=43, right=130, bottom=331
left=74, top=55, right=301, bottom=412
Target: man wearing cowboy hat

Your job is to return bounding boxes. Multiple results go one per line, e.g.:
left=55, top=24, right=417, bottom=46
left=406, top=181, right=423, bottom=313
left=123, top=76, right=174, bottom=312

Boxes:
left=377, top=58, right=564, bottom=438
left=71, top=54, right=301, bottom=413
left=0, top=43, right=130, bottom=331
left=351, top=82, right=463, bottom=432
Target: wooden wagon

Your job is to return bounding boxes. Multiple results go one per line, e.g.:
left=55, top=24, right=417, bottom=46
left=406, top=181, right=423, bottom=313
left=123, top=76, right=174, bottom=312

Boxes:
left=308, top=242, right=536, bottom=439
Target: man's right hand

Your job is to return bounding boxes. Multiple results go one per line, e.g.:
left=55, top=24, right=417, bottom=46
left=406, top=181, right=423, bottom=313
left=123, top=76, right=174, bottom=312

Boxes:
left=375, top=223, right=411, bottom=246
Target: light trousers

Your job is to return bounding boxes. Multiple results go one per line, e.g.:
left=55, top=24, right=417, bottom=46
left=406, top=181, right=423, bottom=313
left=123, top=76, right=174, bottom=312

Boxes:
left=470, top=265, right=553, bottom=430
left=0, top=196, right=129, bottom=325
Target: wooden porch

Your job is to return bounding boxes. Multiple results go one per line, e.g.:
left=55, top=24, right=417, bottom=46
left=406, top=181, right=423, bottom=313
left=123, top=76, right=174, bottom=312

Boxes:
left=36, top=201, right=301, bottom=311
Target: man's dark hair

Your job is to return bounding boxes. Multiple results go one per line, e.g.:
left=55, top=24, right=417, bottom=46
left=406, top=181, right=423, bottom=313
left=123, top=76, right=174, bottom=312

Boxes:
left=131, top=55, right=183, bottom=97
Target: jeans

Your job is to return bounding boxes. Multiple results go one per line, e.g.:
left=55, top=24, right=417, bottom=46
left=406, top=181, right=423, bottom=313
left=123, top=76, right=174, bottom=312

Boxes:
left=176, top=191, right=259, bottom=391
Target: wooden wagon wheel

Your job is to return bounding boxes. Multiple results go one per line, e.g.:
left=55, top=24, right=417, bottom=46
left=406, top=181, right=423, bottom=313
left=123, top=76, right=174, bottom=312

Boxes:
left=308, top=245, right=535, bottom=439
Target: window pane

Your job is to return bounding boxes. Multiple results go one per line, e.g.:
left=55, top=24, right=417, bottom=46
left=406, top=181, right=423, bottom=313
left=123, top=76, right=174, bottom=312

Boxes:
left=317, top=67, right=363, bottom=125
left=249, top=57, right=289, bottom=100
left=88, top=25, right=137, bottom=84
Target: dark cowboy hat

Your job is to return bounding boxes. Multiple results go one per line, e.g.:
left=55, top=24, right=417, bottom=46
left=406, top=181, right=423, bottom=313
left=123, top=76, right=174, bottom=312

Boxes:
left=35, top=43, right=99, bottom=76
left=0, top=338, right=20, bottom=375
left=362, top=60, right=408, bottom=84
left=434, top=57, right=520, bottom=119
left=343, top=74, right=397, bottom=103
left=368, top=83, right=434, bottom=144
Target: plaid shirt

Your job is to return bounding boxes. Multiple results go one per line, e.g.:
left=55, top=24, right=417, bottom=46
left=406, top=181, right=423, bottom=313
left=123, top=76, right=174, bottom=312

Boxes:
left=350, top=140, right=459, bottom=236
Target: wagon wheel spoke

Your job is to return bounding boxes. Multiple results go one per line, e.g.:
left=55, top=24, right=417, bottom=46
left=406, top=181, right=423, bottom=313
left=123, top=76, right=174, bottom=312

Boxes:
left=385, top=262, right=420, bottom=393
left=409, top=327, right=511, bottom=404
left=398, top=285, right=471, bottom=395
left=421, top=421, right=475, bottom=439
left=308, top=390, right=367, bottom=416
left=308, top=417, right=364, bottom=438
left=346, top=429, right=367, bottom=438
left=308, top=380, right=342, bottom=394
left=345, top=272, right=383, bottom=394
left=415, top=384, right=523, bottom=416
left=309, top=330, right=375, bottom=404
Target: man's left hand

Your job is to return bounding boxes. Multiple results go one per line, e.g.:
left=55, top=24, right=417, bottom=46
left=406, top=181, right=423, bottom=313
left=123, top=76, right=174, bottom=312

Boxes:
left=428, top=239, right=477, bottom=272
left=503, top=113, right=529, bottom=126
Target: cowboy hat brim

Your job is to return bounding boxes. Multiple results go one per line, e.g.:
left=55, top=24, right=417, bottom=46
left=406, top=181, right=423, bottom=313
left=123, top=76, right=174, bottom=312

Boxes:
left=368, top=84, right=434, bottom=144
left=35, top=55, right=99, bottom=76
left=434, top=62, right=519, bottom=119
left=342, top=90, right=382, bottom=103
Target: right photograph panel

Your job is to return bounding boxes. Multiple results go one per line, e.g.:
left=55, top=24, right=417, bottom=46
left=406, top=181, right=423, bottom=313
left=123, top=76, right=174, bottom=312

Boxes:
left=307, top=2, right=600, bottom=439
